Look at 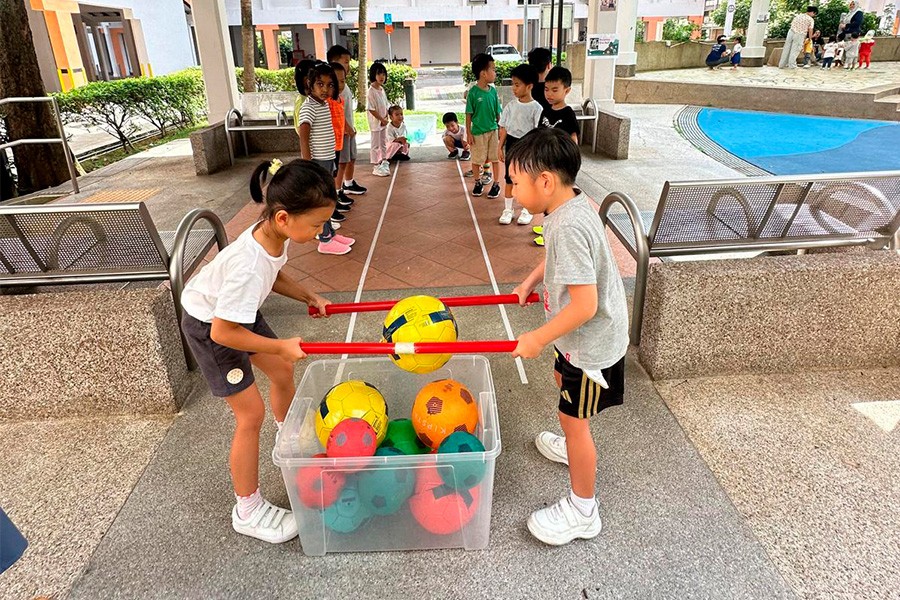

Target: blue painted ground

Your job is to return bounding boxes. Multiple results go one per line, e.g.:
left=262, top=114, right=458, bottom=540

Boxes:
left=696, top=108, right=900, bottom=175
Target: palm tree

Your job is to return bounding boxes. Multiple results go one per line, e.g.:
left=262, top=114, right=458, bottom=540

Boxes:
left=241, top=0, right=255, bottom=92
left=357, top=0, right=367, bottom=106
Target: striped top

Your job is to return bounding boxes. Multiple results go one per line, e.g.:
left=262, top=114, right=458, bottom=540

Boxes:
left=298, top=97, right=336, bottom=160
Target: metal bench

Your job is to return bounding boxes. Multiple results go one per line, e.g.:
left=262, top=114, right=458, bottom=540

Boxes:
left=599, top=171, right=900, bottom=344
left=0, top=202, right=228, bottom=367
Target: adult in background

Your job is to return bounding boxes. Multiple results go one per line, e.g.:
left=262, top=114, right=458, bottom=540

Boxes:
left=779, top=6, right=818, bottom=69
left=838, top=1, right=864, bottom=39
left=705, top=35, right=732, bottom=69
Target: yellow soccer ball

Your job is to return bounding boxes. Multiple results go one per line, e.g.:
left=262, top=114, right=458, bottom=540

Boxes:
left=315, top=380, right=389, bottom=447
left=381, top=295, right=458, bottom=374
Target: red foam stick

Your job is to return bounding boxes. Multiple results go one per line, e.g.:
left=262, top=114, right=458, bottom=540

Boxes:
left=299, top=340, right=518, bottom=355
left=308, top=292, right=540, bottom=316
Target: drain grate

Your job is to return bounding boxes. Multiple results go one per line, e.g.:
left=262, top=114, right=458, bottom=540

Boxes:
left=675, top=106, right=771, bottom=177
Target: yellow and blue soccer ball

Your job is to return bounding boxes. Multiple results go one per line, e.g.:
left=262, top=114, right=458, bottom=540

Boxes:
left=381, top=295, right=458, bottom=374
left=315, top=380, right=389, bottom=448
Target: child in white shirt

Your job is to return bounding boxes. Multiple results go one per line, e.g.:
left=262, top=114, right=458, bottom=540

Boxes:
left=385, top=105, right=410, bottom=162
left=366, top=62, right=390, bottom=176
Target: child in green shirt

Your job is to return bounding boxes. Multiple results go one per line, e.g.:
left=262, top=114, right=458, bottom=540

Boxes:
left=465, top=53, right=502, bottom=199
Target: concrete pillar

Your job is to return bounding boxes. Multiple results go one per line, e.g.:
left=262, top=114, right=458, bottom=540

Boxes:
left=503, top=19, right=522, bottom=50
left=308, top=23, right=328, bottom=59
left=584, top=0, right=642, bottom=109
left=193, top=0, right=239, bottom=123
left=40, top=6, right=87, bottom=91
left=258, top=25, right=280, bottom=70
left=614, top=0, right=639, bottom=76
left=406, top=21, right=424, bottom=68
left=743, top=0, right=772, bottom=67
left=91, top=25, right=112, bottom=80
left=456, top=20, right=475, bottom=66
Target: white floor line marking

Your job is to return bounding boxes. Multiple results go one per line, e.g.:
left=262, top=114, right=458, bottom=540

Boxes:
left=454, top=160, right=529, bottom=385
left=334, top=163, right=401, bottom=383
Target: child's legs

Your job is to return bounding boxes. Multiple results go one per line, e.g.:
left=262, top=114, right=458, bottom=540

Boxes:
left=249, top=352, right=295, bottom=422
left=385, top=140, right=402, bottom=159
left=443, top=135, right=456, bottom=152
left=559, top=412, right=596, bottom=498
left=345, top=159, right=355, bottom=180
left=335, top=161, right=347, bottom=189
left=470, top=133, right=488, bottom=175
left=370, top=129, right=386, bottom=164
left=225, top=384, right=266, bottom=496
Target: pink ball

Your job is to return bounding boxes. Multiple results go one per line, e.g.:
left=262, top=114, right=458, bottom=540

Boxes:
left=326, top=418, right=378, bottom=459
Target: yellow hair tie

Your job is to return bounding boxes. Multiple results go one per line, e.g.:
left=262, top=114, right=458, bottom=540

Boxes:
left=268, top=158, right=283, bottom=176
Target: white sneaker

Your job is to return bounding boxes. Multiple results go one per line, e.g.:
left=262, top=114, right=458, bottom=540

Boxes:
left=527, top=496, right=602, bottom=546
left=373, top=164, right=388, bottom=177
left=499, top=208, right=514, bottom=225
left=535, top=431, right=569, bottom=465
left=330, top=219, right=341, bottom=230
left=517, top=209, right=534, bottom=225
left=232, top=499, right=298, bottom=544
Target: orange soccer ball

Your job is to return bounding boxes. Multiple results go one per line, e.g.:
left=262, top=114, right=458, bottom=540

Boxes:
left=411, top=379, right=479, bottom=450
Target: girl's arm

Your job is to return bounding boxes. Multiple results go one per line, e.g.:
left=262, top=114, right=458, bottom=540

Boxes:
left=272, top=271, right=330, bottom=316
left=211, top=318, right=306, bottom=362
left=298, top=123, right=312, bottom=160
left=513, top=283, right=598, bottom=359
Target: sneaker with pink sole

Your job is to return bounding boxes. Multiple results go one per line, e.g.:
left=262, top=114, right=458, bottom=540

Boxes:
left=318, top=239, right=352, bottom=255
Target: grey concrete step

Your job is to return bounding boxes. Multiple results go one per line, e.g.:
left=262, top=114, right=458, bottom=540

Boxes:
left=873, top=94, right=900, bottom=107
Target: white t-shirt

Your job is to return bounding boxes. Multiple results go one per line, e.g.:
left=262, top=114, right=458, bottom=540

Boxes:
left=387, top=121, right=408, bottom=142
left=181, top=223, right=289, bottom=324
left=366, top=85, right=390, bottom=132
left=499, top=98, right=543, bottom=139
left=733, top=43, right=743, bottom=54
left=444, top=125, right=467, bottom=141
left=823, top=42, right=837, bottom=58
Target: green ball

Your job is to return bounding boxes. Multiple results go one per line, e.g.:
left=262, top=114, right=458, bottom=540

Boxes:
left=380, top=418, right=430, bottom=455
left=437, top=431, right=487, bottom=490
left=323, top=479, right=371, bottom=533
left=358, top=448, right=416, bottom=515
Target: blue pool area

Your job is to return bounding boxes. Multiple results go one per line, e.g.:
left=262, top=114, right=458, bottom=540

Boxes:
left=695, top=108, right=900, bottom=175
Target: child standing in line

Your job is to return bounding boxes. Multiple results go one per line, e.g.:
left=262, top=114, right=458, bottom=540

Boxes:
left=821, top=36, right=837, bottom=69
left=180, top=158, right=335, bottom=544
left=292, top=59, right=316, bottom=136
left=731, top=37, right=743, bottom=69
left=528, top=47, right=553, bottom=112
left=367, top=62, right=391, bottom=177
left=539, top=67, right=579, bottom=144
left=326, top=45, right=368, bottom=201
left=298, top=62, right=354, bottom=256
left=498, top=63, right=542, bottom=226
left=327, top=61, right=355, bottom=218
left=466, top=53, right=503, bottom=199
left=844, top=32, right=861, bottom=69
left=858, top=30, right=875, bottom=68
left=385, top=105, right=411, bottom=162
left=510, top=128, right=629, bottom=546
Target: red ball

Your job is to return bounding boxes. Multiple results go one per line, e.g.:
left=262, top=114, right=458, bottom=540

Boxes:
left=326, top=418, right=378, bottom=459
left=409, top=465, right=480, bottom=535
left=295, top=453, right=346, bottom=509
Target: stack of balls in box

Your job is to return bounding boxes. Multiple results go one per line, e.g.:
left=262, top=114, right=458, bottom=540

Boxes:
left=294, top=296, right=487, bottom=535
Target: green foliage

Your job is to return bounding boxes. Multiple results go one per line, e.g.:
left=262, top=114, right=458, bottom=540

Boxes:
left=636, top=19, right=647, bottom=42
left=53, top=68, right=206, bottom=151
left=352, top=110, right=442, bottom=134
left=861, top=12, right=881, bottom=34
left=711, top=0, right=752, bottom=32
left=462, top=61, right=524, bottom=85
left=766, top=0, right=884, bottom=38
left=662, top=18, right=699, bottom=43
left=278, top=36, right=292, bottom=66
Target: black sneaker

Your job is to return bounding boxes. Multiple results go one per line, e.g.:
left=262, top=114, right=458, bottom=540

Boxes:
left=473, top=181, right=484, bottom=197
left=336, top=202, right=351, bottom=213
left=330, top=209, right=346, bottom=222
left=397, top=153, right=411, bottom=161
left=460, top=150, right=471, bottom=161
left=447, top=150, right=459, bottom=160
left=342, top=180, right=367, bottom=195
left=487, top=182, right=501, bottom=199
left=337, top=190, right=355, bottom=206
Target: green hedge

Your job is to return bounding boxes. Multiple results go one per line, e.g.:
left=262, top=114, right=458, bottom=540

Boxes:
left=237, top=62, right=417, bottom=107
left=54, top=68, right=206, bottom=151
left=461, top=56, right=566, bottom=85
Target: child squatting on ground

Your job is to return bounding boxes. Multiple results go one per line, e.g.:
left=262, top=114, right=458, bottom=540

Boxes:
left=385, top=106, right=411, bottom=162
left=498, top=63, right=542, bottom=226
left=510, top=128, right=629, bottom=545
left=180, top=159, right=336, bottom=544
left=466, top=53, right=503, bottom=199
left=442, top=112, right=472, bottom=163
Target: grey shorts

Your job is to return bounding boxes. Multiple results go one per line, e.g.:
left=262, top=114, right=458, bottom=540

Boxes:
left=338, top=133, right=357, bottom=163
left=181, top=312, right=277, bottom=397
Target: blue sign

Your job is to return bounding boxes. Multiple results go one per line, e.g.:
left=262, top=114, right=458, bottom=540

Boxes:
left=384, top=13, right=392, bottom=25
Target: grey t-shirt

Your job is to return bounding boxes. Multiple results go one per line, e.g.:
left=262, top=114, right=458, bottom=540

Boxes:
left=543, top=193, right=629, bottom=376
left=499, top=98, right=543, bottom=139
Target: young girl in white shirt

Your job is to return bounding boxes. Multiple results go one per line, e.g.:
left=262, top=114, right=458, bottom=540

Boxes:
left=366, top=62, right=390, bottom=176
left=180, top=158, right=334, bottom=544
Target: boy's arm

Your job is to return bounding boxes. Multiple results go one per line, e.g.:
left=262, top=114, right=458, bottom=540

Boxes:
left=513, top=259, right=544, bottom=304
left=211, top=318, right=306, bottom=362
left=513, top=284, right=598, bottom=359
left=298, top=123, right=312, bottom=160
left=272, top=271, right=330, bottom=317
left=465, top=113, right=474, bottom=147
left=498, top=127, right=507, bottom=161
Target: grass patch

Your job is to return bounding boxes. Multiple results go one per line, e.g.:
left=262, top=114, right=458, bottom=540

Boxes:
left=352, top=110, right=443, bottom=134
left=79, top=121, right=207, bottom=173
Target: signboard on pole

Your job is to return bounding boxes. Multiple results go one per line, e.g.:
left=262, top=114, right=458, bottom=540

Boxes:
left=723, top=0, right=737, bottom=36
left=540, top=3, right=573, bottom=29
left=587, top=33, right=619, bottom=58
left=384, top=13, right=392, bottom=25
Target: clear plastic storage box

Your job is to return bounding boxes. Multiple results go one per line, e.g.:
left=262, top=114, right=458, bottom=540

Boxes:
left=273, top=355, right=501, bottom=556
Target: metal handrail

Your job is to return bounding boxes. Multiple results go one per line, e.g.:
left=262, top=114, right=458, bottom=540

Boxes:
left=224, top=108, right=243, bottom=165
left=168, top=208, right=229, bottom=369
left=599, top=191, right=648, bottom=344
left=0, top=96, right=78, bottom=194
left=581, top=97, right=599, bottom=154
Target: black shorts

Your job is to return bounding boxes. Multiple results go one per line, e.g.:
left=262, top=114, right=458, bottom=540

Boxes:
left=554, top=348, right=625, bottom=419
left=504, top=135, right=520, bottom=185
left=181, top=312, right=278, bottom=397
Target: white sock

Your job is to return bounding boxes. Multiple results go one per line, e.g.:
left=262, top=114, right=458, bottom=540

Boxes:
left=569, top=490, right=596, bottom=517
left=343, top=179, right=353, bottom=187
left=504, top=197, right=513, bottom=211
left=236, top=488, right=264, bottom=520
left=275, top=420, right=283, bottom=432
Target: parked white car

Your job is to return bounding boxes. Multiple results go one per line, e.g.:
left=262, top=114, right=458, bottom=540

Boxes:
left=485, top=44, right=523, bottom=62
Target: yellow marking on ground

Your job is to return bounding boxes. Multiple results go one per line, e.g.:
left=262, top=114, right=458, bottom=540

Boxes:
left=80, top=188, right=160, bottom=204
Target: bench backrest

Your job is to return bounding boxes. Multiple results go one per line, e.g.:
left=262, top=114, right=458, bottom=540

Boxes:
left=0, top=202, right=169, bottom=284
left=648, top=171, right=900, bottom=251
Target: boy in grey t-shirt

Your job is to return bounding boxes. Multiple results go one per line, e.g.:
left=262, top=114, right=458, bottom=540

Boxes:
left=510, top=127, right=629, bottom=546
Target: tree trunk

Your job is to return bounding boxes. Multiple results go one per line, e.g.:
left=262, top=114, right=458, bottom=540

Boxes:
left=240, top=0, right=255, bottom=92
left=357, top=0, right=367, bottom=109
left=0, top=0, right=72, bottom=195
